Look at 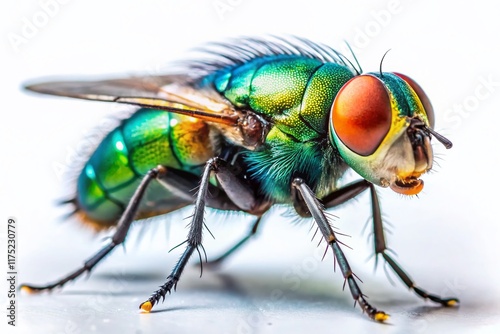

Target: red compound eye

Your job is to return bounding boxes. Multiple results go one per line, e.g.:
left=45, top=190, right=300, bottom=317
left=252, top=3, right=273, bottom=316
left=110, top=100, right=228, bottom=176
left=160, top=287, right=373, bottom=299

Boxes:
left=394, top=73, right=435, bottom=128
left=332, top=75, right=392, bottom=156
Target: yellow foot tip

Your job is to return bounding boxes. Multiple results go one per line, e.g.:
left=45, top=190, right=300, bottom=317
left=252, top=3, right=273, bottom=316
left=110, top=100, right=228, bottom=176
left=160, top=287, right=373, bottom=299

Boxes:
left=374, top=312, right=390, bottom=322
left=446, top=299, right=460, bottom=307
left=140, top=301, right=153, bottom=313
left=20, top=285, right=36, bottom=294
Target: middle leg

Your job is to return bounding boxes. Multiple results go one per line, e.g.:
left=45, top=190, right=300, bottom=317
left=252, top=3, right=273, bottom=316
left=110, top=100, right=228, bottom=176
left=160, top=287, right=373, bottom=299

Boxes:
left=202, top=216, right=263, bottom=267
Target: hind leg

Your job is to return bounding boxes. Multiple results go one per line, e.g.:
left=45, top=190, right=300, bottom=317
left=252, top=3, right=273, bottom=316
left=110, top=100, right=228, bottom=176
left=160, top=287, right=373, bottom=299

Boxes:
left=20, top=166, right=198, bottom=293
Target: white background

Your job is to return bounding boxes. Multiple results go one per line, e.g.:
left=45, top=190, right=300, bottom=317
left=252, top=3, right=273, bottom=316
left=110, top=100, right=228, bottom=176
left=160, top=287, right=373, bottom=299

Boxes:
left=1, top=0, right=500, bottom=333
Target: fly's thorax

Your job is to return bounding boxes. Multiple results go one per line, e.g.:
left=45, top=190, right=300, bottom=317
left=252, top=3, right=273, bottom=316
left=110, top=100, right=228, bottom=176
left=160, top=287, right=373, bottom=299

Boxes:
left=329, top=72, right=437, bottom=195
left=206, top=55, right=358, bottom=201
left=243, top=131, right=347, bottom=203
left=211, top=55, right=355, bottom=142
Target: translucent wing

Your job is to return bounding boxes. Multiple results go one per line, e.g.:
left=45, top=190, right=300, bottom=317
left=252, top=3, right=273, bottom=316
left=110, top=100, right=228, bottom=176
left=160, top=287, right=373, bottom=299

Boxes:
left=25, top=75, right=240, bottom=125
left=25, top=75, right=269, bottom=148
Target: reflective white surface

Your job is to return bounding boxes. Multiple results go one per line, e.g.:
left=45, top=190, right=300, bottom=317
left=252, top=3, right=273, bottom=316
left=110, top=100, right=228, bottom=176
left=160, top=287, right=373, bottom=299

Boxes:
left=2, top=0, right=500, bottom=333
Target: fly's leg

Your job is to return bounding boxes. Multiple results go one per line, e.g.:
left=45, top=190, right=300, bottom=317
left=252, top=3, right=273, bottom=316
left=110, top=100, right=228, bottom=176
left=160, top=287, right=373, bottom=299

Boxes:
left=203, top=216, right=262, bottom=267
left=139, top=159, right=214, bottom=312
left=183, top=152, right=266, bottom=266
left=199, top=156, right=269, bottom=267
left=291, top=178, right=389, bottom=322
left=319, top=179, right=459, bottom=307
left=20, top=165, right=196, bottom=293
left=140, top=157, right=269, bottom=312
left=363, top=183, right=459, bottom=307
left=320, top=179, right=373, bottom=209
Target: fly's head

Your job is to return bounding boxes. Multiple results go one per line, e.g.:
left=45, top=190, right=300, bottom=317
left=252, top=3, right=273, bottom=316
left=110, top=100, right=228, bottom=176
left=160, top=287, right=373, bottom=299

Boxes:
left=329, top=72, right=452, bottom=195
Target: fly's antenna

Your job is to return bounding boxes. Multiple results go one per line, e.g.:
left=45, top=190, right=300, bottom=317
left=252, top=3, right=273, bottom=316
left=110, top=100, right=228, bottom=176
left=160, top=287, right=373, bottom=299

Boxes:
left=379, top=49, right=391, bottom=77
left=343, top=41, right=362, bottom=75
left=425, top=127, right=453, bottom=149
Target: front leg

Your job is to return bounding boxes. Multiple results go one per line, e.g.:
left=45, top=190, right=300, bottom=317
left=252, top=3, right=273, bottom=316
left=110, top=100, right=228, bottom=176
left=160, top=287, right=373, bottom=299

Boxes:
left=291, top=178, right=389, bottom=322
left=365, top=183, right=458, bottom=307
left=320, top=180, right=458, bottom=307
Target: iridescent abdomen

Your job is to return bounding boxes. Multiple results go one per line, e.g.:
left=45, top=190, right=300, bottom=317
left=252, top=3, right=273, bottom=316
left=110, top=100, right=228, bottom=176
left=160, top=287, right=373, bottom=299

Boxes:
left=77, top=108, right=216, bottom=227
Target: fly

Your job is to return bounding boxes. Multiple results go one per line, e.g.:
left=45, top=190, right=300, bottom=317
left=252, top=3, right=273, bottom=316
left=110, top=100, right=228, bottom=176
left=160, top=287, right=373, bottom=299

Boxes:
left=20, top=36, right=458, bottom=322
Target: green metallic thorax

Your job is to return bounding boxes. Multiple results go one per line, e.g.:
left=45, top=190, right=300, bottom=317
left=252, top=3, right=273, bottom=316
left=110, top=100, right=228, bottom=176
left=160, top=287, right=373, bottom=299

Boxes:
left=206, top=55, right=355, bottom=201
left=209, top=55, right=354, bottom=141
